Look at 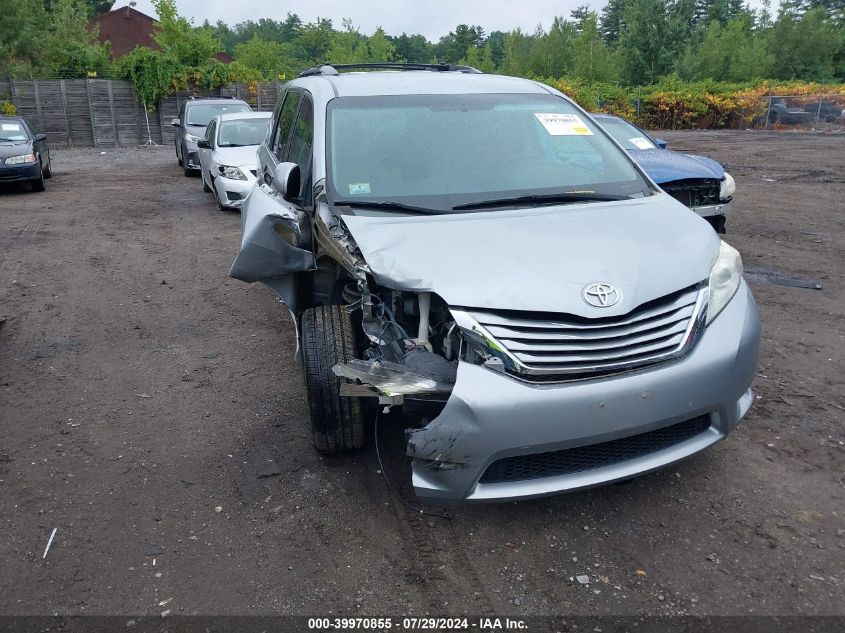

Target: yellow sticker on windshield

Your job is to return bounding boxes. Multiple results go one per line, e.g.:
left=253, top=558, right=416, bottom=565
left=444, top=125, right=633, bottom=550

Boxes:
left=534, top=113, right=593, bottom=136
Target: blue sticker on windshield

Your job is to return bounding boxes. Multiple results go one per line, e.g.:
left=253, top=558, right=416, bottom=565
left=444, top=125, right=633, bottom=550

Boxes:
left=349, top=183, right=371, bottom=195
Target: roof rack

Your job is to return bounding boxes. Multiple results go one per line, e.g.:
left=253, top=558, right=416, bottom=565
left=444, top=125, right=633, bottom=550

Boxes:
left=298, top=63, right=483, bottom=77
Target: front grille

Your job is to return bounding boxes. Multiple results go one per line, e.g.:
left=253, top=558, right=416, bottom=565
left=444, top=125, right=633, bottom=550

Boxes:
left=479, top=415, right=712, bottom=484
left=661, top=178, right=720, bottom=208
left=469, top=286, right=702, bottom=378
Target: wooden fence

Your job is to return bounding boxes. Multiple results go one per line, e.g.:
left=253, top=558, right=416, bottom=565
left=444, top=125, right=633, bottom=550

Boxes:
left=0, top=79, right=285, bottom=148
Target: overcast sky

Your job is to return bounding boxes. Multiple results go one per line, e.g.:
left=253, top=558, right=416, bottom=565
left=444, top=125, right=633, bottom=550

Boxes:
left=114, top=0, right=775, bottom=41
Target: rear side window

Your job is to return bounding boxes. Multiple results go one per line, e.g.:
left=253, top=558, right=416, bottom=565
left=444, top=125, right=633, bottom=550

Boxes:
left=284, top=98, right=315, bottom=203
left=205, top=120, right=217, bottom=145
left=286, top=99, right=314, bottom=176
left=272, top=92, right=302, bottom=160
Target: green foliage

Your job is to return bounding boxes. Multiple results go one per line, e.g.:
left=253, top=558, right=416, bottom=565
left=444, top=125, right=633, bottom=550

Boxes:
left=1, top=0, right=843, bottom=117
left=151, top=0, right=222, bottom=67
left=119, top=47, right=182, bottom=107
left=233, top=36, right=292, bottom=79
left=0, top=0, right=110, bottom=78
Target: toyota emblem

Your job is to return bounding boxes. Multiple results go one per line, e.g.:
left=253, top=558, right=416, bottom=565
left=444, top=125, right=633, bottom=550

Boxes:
left=583, top=283, right=621, bottom=308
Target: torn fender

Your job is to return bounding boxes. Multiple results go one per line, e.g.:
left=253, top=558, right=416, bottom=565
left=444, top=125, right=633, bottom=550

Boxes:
left=229, top=184, right=316, bottom=309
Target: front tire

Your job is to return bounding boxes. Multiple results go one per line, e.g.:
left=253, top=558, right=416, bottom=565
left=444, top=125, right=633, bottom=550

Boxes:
left=301, top=305, right=365, bottom=455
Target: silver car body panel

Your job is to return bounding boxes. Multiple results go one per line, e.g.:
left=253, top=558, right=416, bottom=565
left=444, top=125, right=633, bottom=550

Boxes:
left=341, top=194, right=719, bottom=315
left=409, top=281, right=760, bottom=502
left=229, top=183, right=315, bottom=310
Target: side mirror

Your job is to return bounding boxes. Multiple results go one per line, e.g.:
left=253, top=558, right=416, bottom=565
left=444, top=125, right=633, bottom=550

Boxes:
left=34, top=133, right=47, bottom=141
left=654, top=138, right=668, bottom=149
left=271, top=162, right=301, bottom=199
left=171, top=118, right=181, bottom=127
left=197, top=139, right=210, bottom=149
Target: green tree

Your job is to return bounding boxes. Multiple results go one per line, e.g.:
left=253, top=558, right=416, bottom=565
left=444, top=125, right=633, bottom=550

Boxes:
left=368, top=27, right=396, bottom=62
left=233, top=35, right=291, bottom=79
left=151, top=0, right=222, bottom=66
left=436, top=24, right=485, bottom=63
left=570, top=14, right=619, bottom=82
left=499, top=28, right=534, bottom=76
left=763, top=6, right=844, bottom=80
left=678, top=16, right=773, bottom=80
left=298, top=18, right=334, bottom=63
left=600, top=0, right=627, bottom=45
left=0, top=0, right=47, bottom=76
left=528, top=18, right=577, bottom=77
left=461, top=44, right=497, bottom=72
left=389, top=33, right=432, bottom=63
left=617, top=0, right=673, bottom=84
left=326, top=19, right=369, bottom=63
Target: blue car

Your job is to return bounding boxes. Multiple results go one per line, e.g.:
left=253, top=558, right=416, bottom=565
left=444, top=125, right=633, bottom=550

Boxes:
left=593, top=114, right=734, bottom=233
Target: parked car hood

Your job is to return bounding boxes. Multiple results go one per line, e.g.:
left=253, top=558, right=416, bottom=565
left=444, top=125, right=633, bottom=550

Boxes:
left=0, top=140, right=33, bottom=159
left=213, top=145, right=260, bottom=168
left=341, top=193, right=719, bottom=317
left=629, top=148, right=724, bottom=184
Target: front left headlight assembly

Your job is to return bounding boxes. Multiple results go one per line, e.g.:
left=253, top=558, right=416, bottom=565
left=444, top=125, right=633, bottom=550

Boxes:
left=218, top=165, right=246, bottom=180
left=5, top=153, right=37, bottom=165
left=706, top=240, right=743, bottom=324
left=719, top=172, right=736, bottom=200
left=184, top=133, right=204, bottom=143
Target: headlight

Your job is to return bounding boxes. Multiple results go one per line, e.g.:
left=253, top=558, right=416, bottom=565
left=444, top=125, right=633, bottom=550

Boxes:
left=218, top=165, right=246, bottom=180
left=719, top=172, right=735, bottom=200
left=184, top=133, right=203, bottom=143
left=5, top=153, right=37, bottom=165
left=706, top=240, right=742, bottom=324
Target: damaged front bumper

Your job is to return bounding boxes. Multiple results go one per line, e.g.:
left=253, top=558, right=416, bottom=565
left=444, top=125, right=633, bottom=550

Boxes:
left=692, top=200, right=731, bottom=218
left=407, top=281, right=760, bottom=504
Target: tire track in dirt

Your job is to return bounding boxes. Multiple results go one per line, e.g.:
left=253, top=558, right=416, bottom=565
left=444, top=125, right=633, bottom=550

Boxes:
left=374, top=413, right=498, bottom=615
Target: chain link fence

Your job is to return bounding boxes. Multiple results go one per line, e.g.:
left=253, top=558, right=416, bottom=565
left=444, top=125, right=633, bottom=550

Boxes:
left=754, top=94, right=845, bottom=131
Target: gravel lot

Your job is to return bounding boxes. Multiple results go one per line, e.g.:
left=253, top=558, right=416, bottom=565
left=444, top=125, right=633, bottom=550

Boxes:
left=0, top=131, right=843, bottom=619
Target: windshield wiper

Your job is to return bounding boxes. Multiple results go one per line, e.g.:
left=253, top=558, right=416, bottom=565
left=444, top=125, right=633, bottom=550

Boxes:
left=452, top=192, right=628, bottom=211
left=331, top=200, right=445, bottom=215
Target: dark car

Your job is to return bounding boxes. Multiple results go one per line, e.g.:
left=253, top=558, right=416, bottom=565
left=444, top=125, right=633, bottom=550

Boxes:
left=171, top=97, right=251, bottom=177
left=0, top=115, right=52, bottom=192
left=593, top=114, right=734, bottom=233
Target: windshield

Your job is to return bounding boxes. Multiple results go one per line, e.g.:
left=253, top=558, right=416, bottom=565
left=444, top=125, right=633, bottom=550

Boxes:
left=327, top=93, right=651, bottom=213
left=595, top=116, right=656, bottom=151
left=0, top=120, right=30, bottom=142
left=186, top=103, right=250, bottom=127
left=217, top=118, right=268, bottom=147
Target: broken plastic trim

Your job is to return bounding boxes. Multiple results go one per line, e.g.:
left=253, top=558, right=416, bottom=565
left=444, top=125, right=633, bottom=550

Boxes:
left=333, top=359, right=454, bottom=397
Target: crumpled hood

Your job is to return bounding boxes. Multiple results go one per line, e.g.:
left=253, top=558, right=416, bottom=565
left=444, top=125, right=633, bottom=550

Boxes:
left=629, top=148, right=724, bottom=184
left=214, top=145, right=259, bottom=170
left=341, top=193, right=719, bottom=317
left=0, top=140, right=32, bottom=159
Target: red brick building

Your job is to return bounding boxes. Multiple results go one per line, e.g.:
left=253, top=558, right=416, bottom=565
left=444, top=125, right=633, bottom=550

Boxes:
left=90, top=5, right=234, bottom=63
left=90, top=5, right=159, bottom=59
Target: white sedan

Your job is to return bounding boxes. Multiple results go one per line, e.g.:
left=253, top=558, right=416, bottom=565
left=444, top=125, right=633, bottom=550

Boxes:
left=198, top=111, right=271, bottom=210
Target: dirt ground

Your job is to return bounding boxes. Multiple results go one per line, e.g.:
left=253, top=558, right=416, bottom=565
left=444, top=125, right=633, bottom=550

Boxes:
left=0, top=131, right=843, bottom=620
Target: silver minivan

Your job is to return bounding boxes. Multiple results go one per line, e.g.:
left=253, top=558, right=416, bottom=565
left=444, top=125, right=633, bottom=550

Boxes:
left=229, top=63, right=761, bottom=504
